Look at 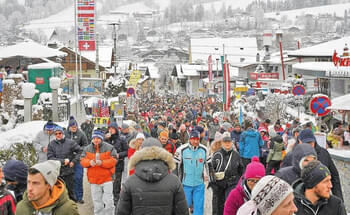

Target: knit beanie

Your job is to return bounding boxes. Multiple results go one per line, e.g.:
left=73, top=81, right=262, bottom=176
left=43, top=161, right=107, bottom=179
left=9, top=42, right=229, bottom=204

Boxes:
left=68, top=116, right=77, bottom=127
left=92, top=130, right=104, bottom=141
left=31, top=160, right=61, bottom=187
left=54, top=126, right=64, bottom=133
left=189, top=130, right=200, bottom=139
left=238, top=176, right=293, bottom=215
left=244, top=157, right=266, bottom=179
left=3, top=160, right=28, bottom=184
left=301, top=160, right=331, bottom=189
left=135, top=133, right=145, bottom=140
left=44, top=120, right=55, bottom=130
left=159, top=130, right=169, bottom=139
left=214, top=132, right=223, bottom=142
left=141, top=137, right=162, bottom=148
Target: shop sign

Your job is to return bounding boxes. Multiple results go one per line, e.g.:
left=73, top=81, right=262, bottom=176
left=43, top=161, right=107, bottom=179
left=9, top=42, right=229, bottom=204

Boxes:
left=35, top=77, right=44, bottom=85
left=249, top=73, right=279, bottom=80
left=332, top=50, right=350, bottom=67
left=325, top=69, right=350, bottom=77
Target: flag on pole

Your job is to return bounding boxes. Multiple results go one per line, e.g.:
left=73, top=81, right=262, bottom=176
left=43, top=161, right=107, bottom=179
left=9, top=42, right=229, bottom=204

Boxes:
left=77, top=0, right=96, bottom=51
left=208, top=55, right=213, bottom=82
left=98, top=99, right=102, bottom=117
left=239, top=105, right=243, bottom=125
left=221, top=56, right=230, bottom=111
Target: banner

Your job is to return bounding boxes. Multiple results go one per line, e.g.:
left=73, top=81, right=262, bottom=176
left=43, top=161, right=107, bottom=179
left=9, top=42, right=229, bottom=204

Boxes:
left=129, top=70, right=141, bottom=87
left=208, top=55, right=213, bottom=81
left=77, top=0, right=96, bottom=51
left=221, top=56, right=230, bottom=111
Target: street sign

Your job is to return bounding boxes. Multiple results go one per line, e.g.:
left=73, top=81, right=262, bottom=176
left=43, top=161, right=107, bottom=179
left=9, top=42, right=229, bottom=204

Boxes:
left=129, top=70, right=141, bottom=87
left=292, top=85, right=305, bottom=96
left=115, top=104, right=124, bottom=116
left=310, top=96, right=331, bottom=117
left=116, top=116, right=123, bottom=128
left=127, top=87, right=135, bottom=95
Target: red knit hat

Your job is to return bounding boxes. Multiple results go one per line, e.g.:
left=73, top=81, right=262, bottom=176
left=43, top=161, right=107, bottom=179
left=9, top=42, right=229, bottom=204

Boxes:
left=244, top=157, right=266, bottom=179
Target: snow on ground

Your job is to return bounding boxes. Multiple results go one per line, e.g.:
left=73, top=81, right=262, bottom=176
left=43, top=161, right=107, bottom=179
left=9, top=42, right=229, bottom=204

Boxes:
left=265, top=3, right=350, bottom=22
left=200, top=0, right=262, bottom=11
left=0, top=121, right=67, bottom=149
left=328, top=149, right=350, bottom=158
left=286, top=106, right=316, bottom=125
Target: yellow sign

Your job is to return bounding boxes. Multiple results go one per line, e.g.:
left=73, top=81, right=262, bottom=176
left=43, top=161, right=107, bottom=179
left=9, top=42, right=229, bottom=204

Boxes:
left=129, top=70, right=142, bottom=87
left=93, top=117, right=110, bottom=125
left=234, top=87, right=248, bottom=92
left=198, top=88, right=206, bottom=92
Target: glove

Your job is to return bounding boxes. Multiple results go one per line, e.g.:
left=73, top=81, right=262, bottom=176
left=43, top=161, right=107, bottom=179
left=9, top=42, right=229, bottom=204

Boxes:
left=90, top=160, right=96, bottom=167
left=96, top=160, right=102, bottom=166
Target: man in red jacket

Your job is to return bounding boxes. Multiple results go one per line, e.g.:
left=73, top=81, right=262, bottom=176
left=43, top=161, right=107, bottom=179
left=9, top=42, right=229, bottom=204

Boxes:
left=80, top=130, right=117, bottom=215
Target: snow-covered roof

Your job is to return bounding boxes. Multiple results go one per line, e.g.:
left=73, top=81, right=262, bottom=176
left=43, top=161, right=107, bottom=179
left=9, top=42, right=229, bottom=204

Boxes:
left=181, top=64, right=201, bottom=76
left=288, top=36, right=350, bottom=57
left=147, top=65, right=160, bottom=79
left=292, top=62, right=334, bottom=71
left=81, top=46, right=113, bottom=68
left=191, top=37, right=258, bottom=67
left=28, top=62, right=62, bottom=69
left=110, top=2, right=154, bottom=14
left=265, top=3, right=350, bottom=22
left=0, top=41, right=67, bottom=59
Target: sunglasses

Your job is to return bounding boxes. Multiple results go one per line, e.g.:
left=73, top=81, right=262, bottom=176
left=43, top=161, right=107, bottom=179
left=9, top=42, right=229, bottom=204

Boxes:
left=55, top=132, right=63, bottom=136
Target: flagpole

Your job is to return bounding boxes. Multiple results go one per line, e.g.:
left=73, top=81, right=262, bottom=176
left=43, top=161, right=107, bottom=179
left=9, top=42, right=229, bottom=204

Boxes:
left=74, top=0, right=79, bottom=109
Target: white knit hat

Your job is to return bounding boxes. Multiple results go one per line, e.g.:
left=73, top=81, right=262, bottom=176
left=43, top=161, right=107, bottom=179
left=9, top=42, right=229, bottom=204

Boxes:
left=237, top=176, right=293, bottom=215
left=136, top=133, right=145, bottom=140
left=31, top=160, right=61, bottom=187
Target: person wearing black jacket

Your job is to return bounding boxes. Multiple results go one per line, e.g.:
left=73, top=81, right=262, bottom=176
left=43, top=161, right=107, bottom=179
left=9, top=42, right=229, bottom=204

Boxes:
left=47, top=126, right=82, bottom=202
left=116, top=138, right=188, bottom=215
left=0, top=176, right=16, bottom=215
left=65, top=117, right=88, bottom=204
left=210, top=135, right=244, bottom=215
left=297, top=129, right=343, bottom=200
left=293, top=160, right=346, bottom=215
left=105, top=122, right=128, bottom=205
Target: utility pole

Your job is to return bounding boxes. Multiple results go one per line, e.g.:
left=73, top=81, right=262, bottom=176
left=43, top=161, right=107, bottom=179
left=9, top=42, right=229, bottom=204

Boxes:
left=109, top=22, right=120, bottom=78
left=95, top=33, right=100, bottom=78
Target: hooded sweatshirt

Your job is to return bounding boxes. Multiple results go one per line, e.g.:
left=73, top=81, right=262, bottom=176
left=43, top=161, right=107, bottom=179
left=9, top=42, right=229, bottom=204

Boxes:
left=116, top=146, right=189, bottom=215
left=16, top=179, right=79, bottom=215
left=275, top=144, right=316, bottom=185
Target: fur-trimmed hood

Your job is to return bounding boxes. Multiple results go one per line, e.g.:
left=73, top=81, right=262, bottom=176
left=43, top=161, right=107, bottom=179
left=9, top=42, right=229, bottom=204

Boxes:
left=128, top=146, right=176, bottom=183
left=128, top=146, right=176, bottom=171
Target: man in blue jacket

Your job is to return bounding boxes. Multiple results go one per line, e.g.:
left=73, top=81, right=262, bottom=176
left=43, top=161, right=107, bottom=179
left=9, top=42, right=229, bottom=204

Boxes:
left=174, top=130, right=215, bottom=215
left=239, top=120, right=264, bottom=169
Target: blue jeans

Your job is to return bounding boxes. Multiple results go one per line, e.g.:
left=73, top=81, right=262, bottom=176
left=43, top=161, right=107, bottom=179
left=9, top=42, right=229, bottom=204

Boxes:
left=74, top=162, right=84, bottom=201
left=183, top=183, right=205, bottom=215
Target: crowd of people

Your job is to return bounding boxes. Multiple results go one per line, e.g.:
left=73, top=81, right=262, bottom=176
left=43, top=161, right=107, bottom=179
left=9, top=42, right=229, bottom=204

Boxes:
left=0, top=95, right=347, bottom=215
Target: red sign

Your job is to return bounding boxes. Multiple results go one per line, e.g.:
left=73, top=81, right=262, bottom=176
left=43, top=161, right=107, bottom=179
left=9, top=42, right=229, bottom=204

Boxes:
left=292, top=85, right=306, bottom=96
left=250, top=73, right=279, bottom=80
left=35, top=77, right=44, bottom=85
left=208, top=55, right=213, bottom=81
left=310, top=96, right=331, bottom=117
left=77, top=0, right=95, bottom=51
left=332, top=50, right=350, bottom=67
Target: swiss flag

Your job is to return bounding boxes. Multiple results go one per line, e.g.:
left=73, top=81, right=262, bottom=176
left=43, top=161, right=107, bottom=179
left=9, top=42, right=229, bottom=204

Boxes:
left=78, top=41, right=95, bottom=51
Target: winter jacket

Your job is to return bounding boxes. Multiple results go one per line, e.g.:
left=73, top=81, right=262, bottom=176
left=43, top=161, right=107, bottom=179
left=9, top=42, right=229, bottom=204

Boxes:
left=80, top=121, right=94, bottom=142
left=266, top=136, right=284, bottom=163
left=293, top=180, right=346, bottom=215
left=33, top=130, right=55, bottom=163
left=116, top=146, right=189, bottom=215
left=0, top=184, right=16, bottom=215
left=231, top=130, right=242, bottom=146
left=174, top=143, right=215, bottom=186
left=224, top=178, right=251, bottom=215
left=239, top=128, right=264, bottom=159
left=80, top=141, right=117, bottom=185
left=106, top=123, right=128, bottom=172
left=64, top=129, right=88, bottom=147
left=162, top=141, right=176, bottom=155
left=178, top=130, right=189, bottom=145
left=212, top=148, right=243, bottom=188
left=47, top=137, right=82, bottom=177
left=16, top=179, right=79, bottom=215
left=208, top=122, right=220, bottom=140
left=275, top=143, right=317, bottom=185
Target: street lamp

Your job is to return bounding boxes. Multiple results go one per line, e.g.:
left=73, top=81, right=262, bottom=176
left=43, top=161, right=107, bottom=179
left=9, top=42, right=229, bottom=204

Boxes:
left=109, top=22, right=121, bottom=78
left=21, top=83, right=36, bottom=122
left=50, top=77, right=61, bottom=122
